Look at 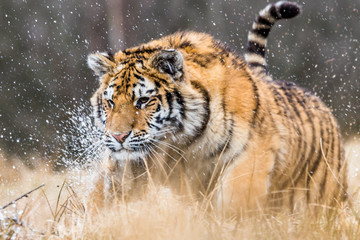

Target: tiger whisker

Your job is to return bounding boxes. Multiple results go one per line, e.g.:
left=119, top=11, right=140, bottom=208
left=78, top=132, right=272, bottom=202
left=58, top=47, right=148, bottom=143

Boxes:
left=148, top=141, right=181, bottom=164
left=144, top=144, right=170, bottom=175
left=150, top=138, right=185, bottom=153
left=149, top=139, right=188, bottom=163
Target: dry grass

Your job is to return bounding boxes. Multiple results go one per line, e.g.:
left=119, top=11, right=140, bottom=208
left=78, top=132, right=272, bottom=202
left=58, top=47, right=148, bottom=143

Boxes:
left=1, top=139, right=360, bottom=239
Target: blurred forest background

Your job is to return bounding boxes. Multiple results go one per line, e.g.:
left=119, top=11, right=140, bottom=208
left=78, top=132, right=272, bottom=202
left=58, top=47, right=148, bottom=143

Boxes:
left=0, top=0, right=359, bottom=166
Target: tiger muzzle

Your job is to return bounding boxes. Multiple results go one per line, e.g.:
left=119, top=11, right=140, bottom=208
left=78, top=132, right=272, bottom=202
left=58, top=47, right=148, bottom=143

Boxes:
left=111, top=132, right=130, bottom=143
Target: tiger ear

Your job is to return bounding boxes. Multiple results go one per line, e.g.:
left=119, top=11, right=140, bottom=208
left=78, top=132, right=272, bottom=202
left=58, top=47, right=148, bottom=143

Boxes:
left=87, top=52, right=115, bottom=79
left=151, top=49, right=183, bottom=79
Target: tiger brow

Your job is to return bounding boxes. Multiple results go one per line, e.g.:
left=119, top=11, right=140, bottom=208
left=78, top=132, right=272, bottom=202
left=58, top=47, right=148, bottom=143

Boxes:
left=133, top=73, right=145, bottom=81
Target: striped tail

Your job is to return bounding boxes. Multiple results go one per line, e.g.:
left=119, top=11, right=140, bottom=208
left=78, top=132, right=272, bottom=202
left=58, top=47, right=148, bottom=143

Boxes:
left=245, top=1, right=301, bottom=76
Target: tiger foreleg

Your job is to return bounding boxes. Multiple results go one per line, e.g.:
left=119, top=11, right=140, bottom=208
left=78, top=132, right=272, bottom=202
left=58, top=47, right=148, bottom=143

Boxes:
left=215, top=145, right=277, bottom=216
left=88, top=152, right=148, bottom=210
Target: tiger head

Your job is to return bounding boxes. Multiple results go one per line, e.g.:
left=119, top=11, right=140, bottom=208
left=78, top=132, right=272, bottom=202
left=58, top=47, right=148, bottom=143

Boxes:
left=87, top=49, right=186, bottom=161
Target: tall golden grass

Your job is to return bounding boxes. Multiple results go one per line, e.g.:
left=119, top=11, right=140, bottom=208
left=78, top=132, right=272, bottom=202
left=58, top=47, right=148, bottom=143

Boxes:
left=1, top=138, right=360, bottom=239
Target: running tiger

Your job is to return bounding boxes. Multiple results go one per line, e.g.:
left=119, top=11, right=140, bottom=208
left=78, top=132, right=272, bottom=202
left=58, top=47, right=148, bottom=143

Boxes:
left=87, top=1, right=347, bottom=214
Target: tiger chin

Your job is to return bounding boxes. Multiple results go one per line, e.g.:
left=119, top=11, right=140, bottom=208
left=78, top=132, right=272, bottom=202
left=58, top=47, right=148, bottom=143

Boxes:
left=86, top=1, right=348, bottom=215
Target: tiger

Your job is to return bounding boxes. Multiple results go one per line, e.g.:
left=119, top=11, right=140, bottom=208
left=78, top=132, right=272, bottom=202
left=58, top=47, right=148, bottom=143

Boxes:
left=86, top=1, right=347, bottom=215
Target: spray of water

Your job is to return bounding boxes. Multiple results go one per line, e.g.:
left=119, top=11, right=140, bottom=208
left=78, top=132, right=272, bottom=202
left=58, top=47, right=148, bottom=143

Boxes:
left=0, top=100, right=107, bottom=238
left=55, top=99, right=106, bottom=170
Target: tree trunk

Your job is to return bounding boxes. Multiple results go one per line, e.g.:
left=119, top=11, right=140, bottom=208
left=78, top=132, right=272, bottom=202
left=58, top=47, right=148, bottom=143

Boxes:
left=106, top=0, right=125, bottom=51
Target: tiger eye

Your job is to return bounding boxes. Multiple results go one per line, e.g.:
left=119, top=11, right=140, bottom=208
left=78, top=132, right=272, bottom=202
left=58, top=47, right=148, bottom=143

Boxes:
left=138, top=97, right=149, bottom=104
left=135, top=97, right=149, bottom=109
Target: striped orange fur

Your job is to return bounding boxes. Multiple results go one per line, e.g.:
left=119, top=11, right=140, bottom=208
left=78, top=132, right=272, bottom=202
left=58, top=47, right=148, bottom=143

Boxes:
left=86, top=1, right=347, bottom=215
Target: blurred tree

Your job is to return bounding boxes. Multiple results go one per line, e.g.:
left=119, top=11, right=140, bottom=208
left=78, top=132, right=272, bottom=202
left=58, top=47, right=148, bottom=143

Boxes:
left=105, top=0, right=125, bottom=50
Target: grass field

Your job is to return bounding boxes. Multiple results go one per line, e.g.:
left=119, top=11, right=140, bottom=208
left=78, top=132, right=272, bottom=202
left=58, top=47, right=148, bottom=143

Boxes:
left=1, top=138, right=359, bottom=239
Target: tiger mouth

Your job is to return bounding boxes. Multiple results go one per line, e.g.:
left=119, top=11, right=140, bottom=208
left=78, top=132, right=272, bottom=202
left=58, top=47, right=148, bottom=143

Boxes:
left=105, top=140, right=149, bottom=154
left=106, top=145, right=147, bottom=153
left=108, top=145, right=151, bottom=161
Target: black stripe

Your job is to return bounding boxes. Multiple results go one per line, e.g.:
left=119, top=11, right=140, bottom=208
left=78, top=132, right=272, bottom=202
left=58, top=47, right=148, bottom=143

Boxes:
left=155, top=115, right=163, bottom=123
left=105, top=51, right=114, bottom=61
left=281, top=86, right=307, bottom=171
left=306, top=118, right=324, bottom=202
left=179, top=41, right=193, bottom=49
left=249, top=77, right=260, bottom=127
left=247, top=41, right=265, bottom=57
left=150, top=123, right=161, bottom=131
left=224, top=118, right=234, bottom=152
left=133, top=73, right=145, bottom=81
left=133, top=66, right=146, bottom=76
left=330, top=117, right=343, bottom=172
left=174, top=89, right=185, bottom=118
left=337, top=134, right=343, bottom=172
left=271, top=84, right=308, bottom=182
left=156, top=94, right=162, bottom=103
left=220, top=84, right=234, bottom=155
left=147, top=73, right=169, bottom=85
left=155, top=104, right=161, bottom=113
left=145, top=120, right=151, bottom=128
left=280, top=86, right=308, bottom=191
left=247, top=62, right=267, bottom=70
left=210, top=117, right=234, bottom=158
left=291, top=135, right=315, bottom=194
left=147, top=121, right=160, bottom=131
left=188, top=53, right=217, bottom=68
left=318, top=112, right=337, bottom=200
left=212, top=39, right=235, bottom=55
left=251, top=28, right=271, bottom=38
left=124, top=47, right=161, bottom=56
left=221, top=84, right=227, bottom=117
left=268, top=84, right=297, bottom=190
left=97, top=94, right=102, bottom=120
left=291, top=95, right=316, bottom=185
left=231, top=58, right=247, bottom=69
left=327, top=118, right=335, bottom=167
left=165, top=90, right=173, bottom=120
left=288, top=95, right=317, bottom=198
left=256, top=16, right=273, bottom=26
left=154, top=81, right=161, bottom=88
left=270, top=5, right=281, bottom=20
left=187, top=81, right=210, bottom=141
left=316, top=113, right=332, bottom=201
left=147, top=101, right=157, bottom=107
left=189, top=57, right=208, bottom=68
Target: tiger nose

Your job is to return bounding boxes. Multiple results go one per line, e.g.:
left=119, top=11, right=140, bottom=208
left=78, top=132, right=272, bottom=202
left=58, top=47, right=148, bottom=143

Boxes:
left=111, top=132, right=130, bottom=143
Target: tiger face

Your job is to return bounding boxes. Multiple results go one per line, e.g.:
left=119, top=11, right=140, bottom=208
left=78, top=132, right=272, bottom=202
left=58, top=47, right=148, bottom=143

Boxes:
left=87, top=49, right=185, bottom=161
